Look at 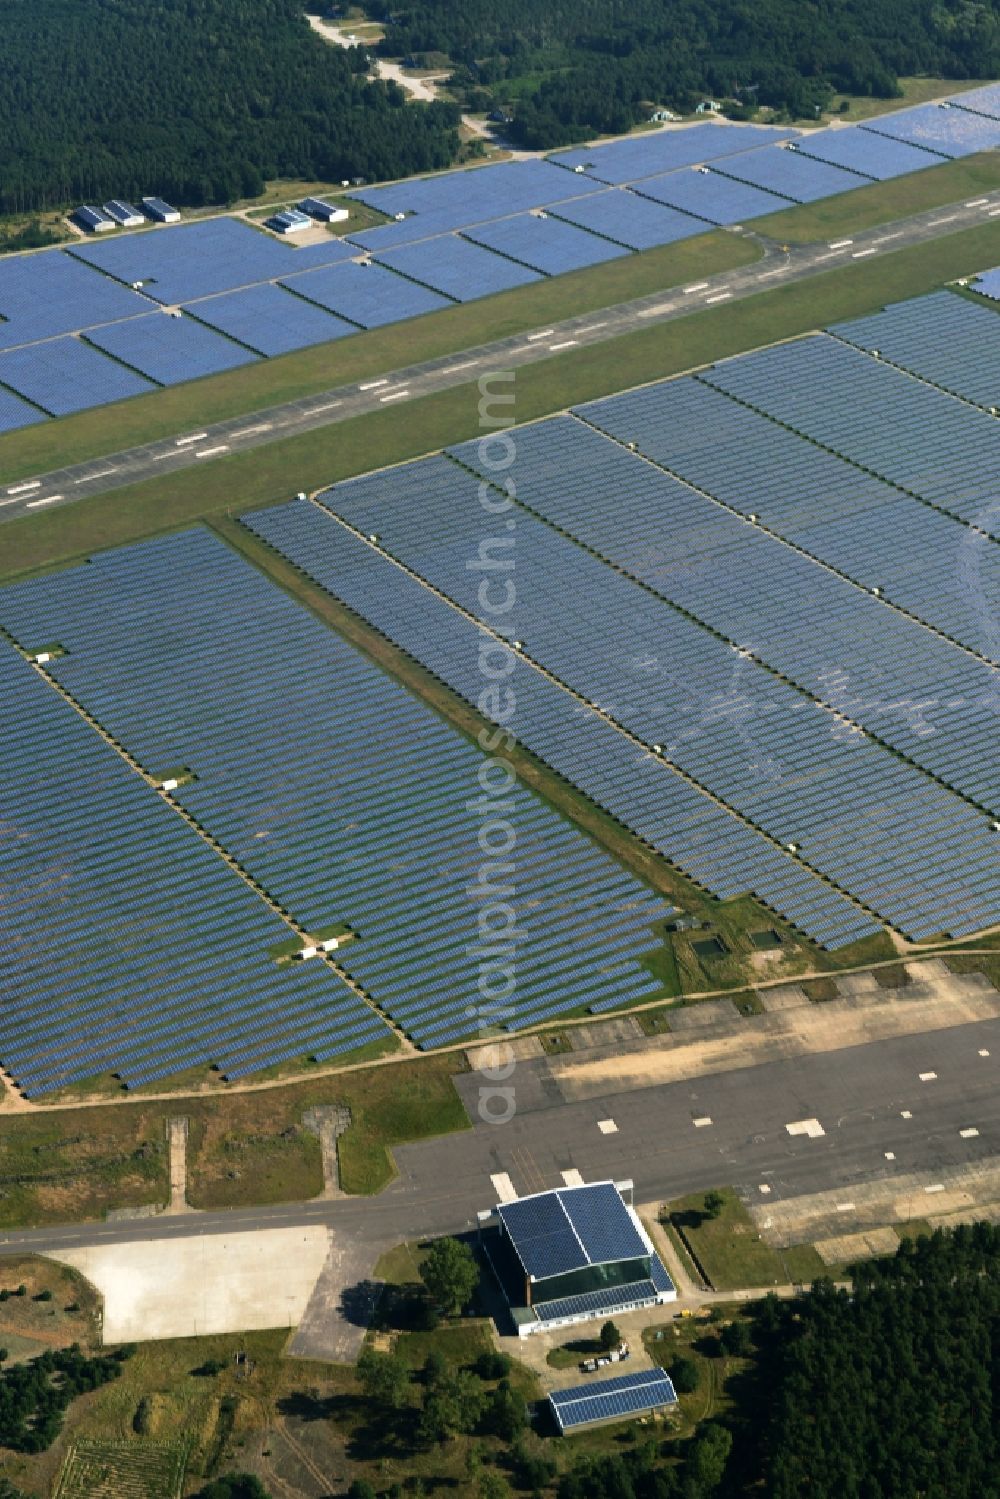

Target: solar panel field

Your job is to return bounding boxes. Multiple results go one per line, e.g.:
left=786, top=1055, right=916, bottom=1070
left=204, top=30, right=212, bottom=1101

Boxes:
left=0, top=530, right=668, bottom=1092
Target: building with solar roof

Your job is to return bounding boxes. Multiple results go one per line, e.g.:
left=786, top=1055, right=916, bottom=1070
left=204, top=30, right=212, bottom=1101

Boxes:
left=549, top=1367, right=678, bottom=1433
left=479, top=1179, right=676, bottom=1337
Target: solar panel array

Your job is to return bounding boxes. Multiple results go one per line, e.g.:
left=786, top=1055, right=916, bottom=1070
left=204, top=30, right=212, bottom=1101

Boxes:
left=0, top=643, right=389, bottom=1096
left=636, top=167, right=789, bottom=224
left=830, top=289, right=1000, bottom=410
left=374, top=234, right=542, bottom=301
left=702, top=333, right=1000, bottom=537
left=0, top=528, right=666, bottom=1052
left=345, top=159, right=596, bottom=247
left=534, top=1278, right=661, bottom=1323
left=951, top=82, right=1000, bottom=120
left=462, top=212, right=629, bottom=274
left=973, top=265, right=1000, bottom=302
left=85, top=312, right=258, bottom=384
left=548, top=121, right=796, bottom=184
left=713, top=143, right=866, bottom=202
left=245, top=494, right=881, bottom=950
left=550, top=1369, right=678, bottom=1432
left=788, top=127, right=943, bottom=180
left=67, top=218, right=299, bottom=304
left=865, top=102, right=1000, bottom=157
left=460, top=413, right=999, bottom=812
left=0, top=336, right=156, bottom=416
left=499, top=1184, right=649, bottom=1279
left=0, top=385, right=48, bottom=434
left=281, top=260, right=453, bottom=327
left=184, top=283, right=356, bottom=357
left=547, top=190, right=706, bottom=251
left=0, top=251, right=151, bottom=349
left=578, top=372, right=1000, bottom=661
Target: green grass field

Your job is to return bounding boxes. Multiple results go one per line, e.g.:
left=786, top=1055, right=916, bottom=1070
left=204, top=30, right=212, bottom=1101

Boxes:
left=666, top=1190, right=832, bottom=1291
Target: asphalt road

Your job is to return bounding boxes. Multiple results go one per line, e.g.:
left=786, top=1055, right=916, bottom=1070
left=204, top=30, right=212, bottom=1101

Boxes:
left=1, top=1015, right=996, bottom=1257
left=3, top=188, right=1000, bottom=522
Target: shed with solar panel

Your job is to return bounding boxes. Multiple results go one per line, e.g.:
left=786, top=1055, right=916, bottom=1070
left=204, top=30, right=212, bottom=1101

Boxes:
left=479, top=1179, right=676, bottom=1336
left=549, top=1368, right=678, bottom=1434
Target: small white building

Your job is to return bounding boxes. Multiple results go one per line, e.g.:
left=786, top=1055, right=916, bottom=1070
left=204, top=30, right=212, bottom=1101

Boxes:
left=141, top=196, right=181, bottom=223
left=300, top=196, right=350, bottom=224
left=103, top=199, right=145, bottom=228
left=267, top=207, right=312, bottom=235
left=75, top=205, right=116, bottom=233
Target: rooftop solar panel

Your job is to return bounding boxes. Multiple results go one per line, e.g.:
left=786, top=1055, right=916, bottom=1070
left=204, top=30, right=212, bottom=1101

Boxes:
left=462, top=212, right=629, bottom=274
left=68, top=218, right=299, bottom=303
left=548, top=122, right=797, bottom=184
left=789, top=126, right=942, bottom=180
left=636, top=167, right=788, bottom=224
left=183, top=283, right=356, bottom=356
left=499, top=1193, right=586, bottom=1280
left=550, top=1369, right=678, bottom=1431
left=84, top=312, right=258, bottom=384
left=0, top=335, right=156, bottom=415
left=548, top=189, right=705, bottom=251
left=374, top=234, right=542, bottom=301
left=862, top=103, right=1000, bottom=157
left=559, top=1183, right=649, bottom=1265
left=280, top=259, right=453, bottom=327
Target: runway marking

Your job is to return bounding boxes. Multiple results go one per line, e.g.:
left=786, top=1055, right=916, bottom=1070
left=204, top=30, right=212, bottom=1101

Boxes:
left=786, top=1117, right=825, bottom=1138
left=230, top=423, right=273, bottom=438
left=597, top=1118, right=618, bottom=1135
left=379, top=389, right=410, bottom=402
left=758, top=1184, right=771, bottom=1194
left=836, top=1202, right=856, bottom=1212
left=440, top=360, right=477, bottom=375
left=966, top=197, right=989, bottom=207
left=884, top=1152, right=895, bottom=1161
left=683, top=281, right=709, bottom=293
left=812, top=250, right=843, bottom=262
left=928, top=214, right=958, bottom=226
left=561, top=1168, right=585, bottom=1187
left=527, top=328, right=555, bottom=341
left=918, top=1071, right=937, bottom=1082
left=548, top=339, right=579, bottom=351
left=828, top=238, right=853, bottom=249
left=308, top=400, right=342, bottom=413
left=979, top=1049, right=990, bottom=1057
left=0, top=497, right=21, bottom=507
left=490, top=1171, right=518, bottom=1203
left=6, top=480, right=41, bottom=494
left=757, top=266, right=790, bottom=278
left=195, top=444, right=230, bottom=459
left=358, top=378, right=389, bottom=390
left=988, top=208, right=1000, bottom=218
left=638, top=302, right=677, bottom=317
left=925, top=1183, right=945, bottom=1194
left=692, top=1116, right=713, bottom=1128
left=26, top=494, right=61, bottom=508
left=581, top=321, right=608, bottom=333
left=705, top=292, right=732, bottom=304
left=959, top=1127, right=980, bottom=1139
left=75, top=468, right=117, bottom=482
left=175, top=431, right=208, bottom=446
left=851, top=247, right=877, bottom=259
left=872, top=231, right=902, bottom=243
left=901, top=1110, right=912, bottom=1119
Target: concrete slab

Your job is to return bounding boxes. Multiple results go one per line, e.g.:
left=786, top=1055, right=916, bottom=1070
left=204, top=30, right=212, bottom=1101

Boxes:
left=53, top=1226, right=332, bottom=1343
left=665, top=999, right=742, bottom=1032
left=566, top=1017, right=644, bottom=1051
left=814, top=1227, right=898, bottom=1264
left=757, top=984, right=812, bottom=1011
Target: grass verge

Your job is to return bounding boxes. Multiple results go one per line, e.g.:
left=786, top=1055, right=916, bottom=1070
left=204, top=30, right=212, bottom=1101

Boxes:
left=666, top=1188, right=829, bottom=1291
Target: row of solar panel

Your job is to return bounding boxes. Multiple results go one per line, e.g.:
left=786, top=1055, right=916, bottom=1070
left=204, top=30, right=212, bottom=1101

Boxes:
left=0, top=527, right=669, bottom=1062
left=244, top=497, right=883, bottom=951
left=303, top=449, right=999, bottom=940
left=0, top=644, right=391, bottom=1096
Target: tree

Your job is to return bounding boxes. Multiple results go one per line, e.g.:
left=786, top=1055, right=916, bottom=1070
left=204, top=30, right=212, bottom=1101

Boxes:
left=481, top=1379, right=527, bottom=1440
left=599, top=1319, right=622, bottom=1351
left=355, top=1347, right=410, bottom=1409
left=420, top=1237, right=479, bottom=1316
left=681, top=1423, right=732, bottom=1495
left=703, top=1191, right=725, bottom=1220
left=416, top=1369, right=484, bottom=1443
left=669, top=1355, right=698, bottom=1394
left=479, top=1472, right=511, bottom=1499
left=475, top=1349, right=511, bottom=1381
left=720, top=1318, right=752, bottom=1357
left=347, top=1483, right=377, bottom=1499
left=193, top=1478, right=272, bottom=1499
